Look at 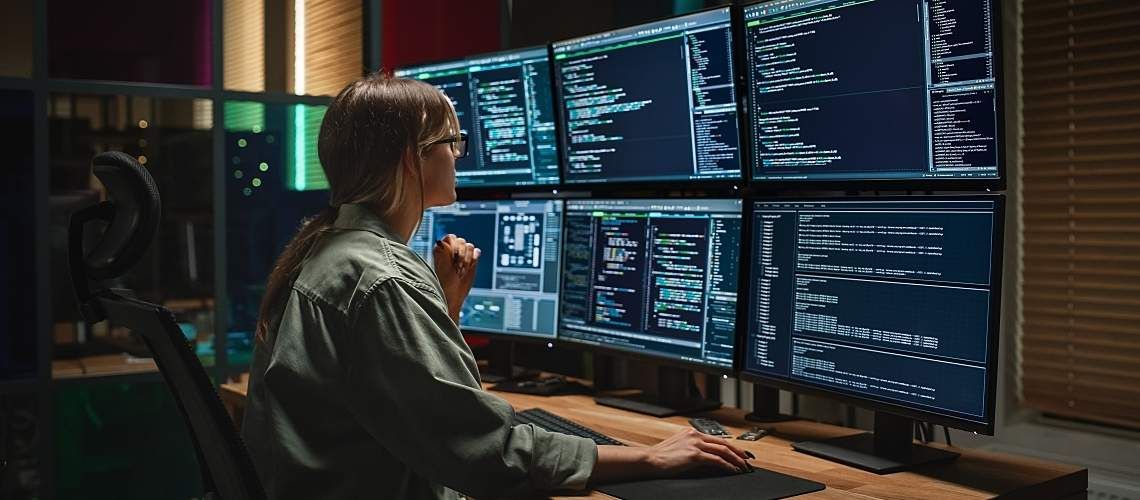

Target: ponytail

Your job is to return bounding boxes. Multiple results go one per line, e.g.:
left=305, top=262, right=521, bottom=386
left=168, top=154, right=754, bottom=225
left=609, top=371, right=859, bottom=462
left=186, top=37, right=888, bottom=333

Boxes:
left=254, top=205, right=339, bottom=343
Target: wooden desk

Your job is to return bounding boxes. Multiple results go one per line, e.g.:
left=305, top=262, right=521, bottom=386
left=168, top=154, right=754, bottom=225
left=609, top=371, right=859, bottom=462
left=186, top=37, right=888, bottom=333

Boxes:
left=218, top=378, right=1087, bottom=499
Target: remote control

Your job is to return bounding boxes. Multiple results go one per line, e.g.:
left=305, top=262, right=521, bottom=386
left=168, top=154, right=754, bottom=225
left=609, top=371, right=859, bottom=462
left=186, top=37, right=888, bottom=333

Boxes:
left=688, top=417, right=731, bottom=437
left=737, top=427, right=769, bottom=441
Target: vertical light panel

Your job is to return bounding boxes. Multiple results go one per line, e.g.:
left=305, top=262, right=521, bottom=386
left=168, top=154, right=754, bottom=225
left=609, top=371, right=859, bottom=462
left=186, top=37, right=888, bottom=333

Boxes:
left=294, top=0, right=306, bottom=95
left=293, top=0, right=307, bottom=191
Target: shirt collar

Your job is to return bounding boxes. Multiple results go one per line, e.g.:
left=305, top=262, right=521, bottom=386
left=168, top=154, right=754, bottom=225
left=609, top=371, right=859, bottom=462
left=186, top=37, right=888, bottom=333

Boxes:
left=332, top=203, right=406, bottom=244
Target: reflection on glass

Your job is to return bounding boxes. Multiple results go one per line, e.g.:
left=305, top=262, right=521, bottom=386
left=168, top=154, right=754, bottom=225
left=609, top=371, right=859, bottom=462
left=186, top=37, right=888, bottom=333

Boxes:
left=223, top=0, right=362, bottom=95
left=49, top=94, right=216, bottom=370
left=0, top=1, right=33, bottom=77
left=0, top=392, right=40, bottom=499
left=224, top=101, right=329, bottom=367
left=48, top=0, right=212, bottom=85
left=0, top=90, right=37, bottom=381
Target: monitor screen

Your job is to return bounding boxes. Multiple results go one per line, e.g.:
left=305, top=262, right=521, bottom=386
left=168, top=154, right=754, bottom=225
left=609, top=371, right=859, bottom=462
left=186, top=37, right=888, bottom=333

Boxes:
left=552, top=8, right=743, bottom=184
left=410, top=199, right=563, bottom=339
left=559, top=198, right=741, bottom=370
left=395, top=46, right=560, bottom=187
left=743, top=0, right=1002, bottom=184
left=743, top=196, right=1003, bottom=428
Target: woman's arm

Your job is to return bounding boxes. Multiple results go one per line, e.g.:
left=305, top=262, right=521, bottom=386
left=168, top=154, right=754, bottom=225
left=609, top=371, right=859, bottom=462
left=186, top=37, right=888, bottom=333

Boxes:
left=343, top=277, right=595, bottom=498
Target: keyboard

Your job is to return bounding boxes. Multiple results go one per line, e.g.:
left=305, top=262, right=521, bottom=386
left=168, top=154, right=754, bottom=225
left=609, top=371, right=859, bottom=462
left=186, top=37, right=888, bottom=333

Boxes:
left=513, top=408, right=625, bottom=446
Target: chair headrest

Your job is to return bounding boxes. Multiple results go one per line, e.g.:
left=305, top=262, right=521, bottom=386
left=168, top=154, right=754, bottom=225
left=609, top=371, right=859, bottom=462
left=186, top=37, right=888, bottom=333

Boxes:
left=84, top=151, right=162, bottom=281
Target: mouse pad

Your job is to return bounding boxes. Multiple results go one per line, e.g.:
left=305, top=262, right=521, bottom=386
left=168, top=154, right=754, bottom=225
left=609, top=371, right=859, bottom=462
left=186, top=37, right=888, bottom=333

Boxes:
left=596, top=466, right=825, bottom=500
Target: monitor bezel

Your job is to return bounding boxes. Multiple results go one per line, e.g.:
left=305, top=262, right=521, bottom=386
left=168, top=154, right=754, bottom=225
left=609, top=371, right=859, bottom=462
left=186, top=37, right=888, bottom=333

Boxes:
left=555, top=195, right=744, bottom=377
left=548, top=6, right=748, bottom=189
left=421, top=197, right=567, bottom=343
left=734, top=193, right=1005, bottom=435
left=736, top=0, right=1007, bottom=191
left=394, top=45, right=565, bottom=191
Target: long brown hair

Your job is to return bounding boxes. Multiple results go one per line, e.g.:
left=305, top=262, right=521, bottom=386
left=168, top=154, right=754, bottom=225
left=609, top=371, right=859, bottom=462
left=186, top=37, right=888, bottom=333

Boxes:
left=254, top=73, right=458, bottom=343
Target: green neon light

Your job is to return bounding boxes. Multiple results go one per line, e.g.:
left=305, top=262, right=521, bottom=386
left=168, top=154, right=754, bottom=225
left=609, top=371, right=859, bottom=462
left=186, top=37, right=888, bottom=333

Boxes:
left=294, top=105, right=306, bottom=191
left=747, top=20, right=760, bottom=27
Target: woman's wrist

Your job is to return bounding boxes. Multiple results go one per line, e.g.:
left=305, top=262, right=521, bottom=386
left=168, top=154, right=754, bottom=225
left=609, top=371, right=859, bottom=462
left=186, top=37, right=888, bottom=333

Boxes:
left=592, top=445, right=656, bottom=483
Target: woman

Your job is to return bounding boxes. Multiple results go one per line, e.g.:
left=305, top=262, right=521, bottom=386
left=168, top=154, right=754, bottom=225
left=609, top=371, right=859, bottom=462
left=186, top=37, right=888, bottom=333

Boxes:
left=242, top=73, right=752, bottom=499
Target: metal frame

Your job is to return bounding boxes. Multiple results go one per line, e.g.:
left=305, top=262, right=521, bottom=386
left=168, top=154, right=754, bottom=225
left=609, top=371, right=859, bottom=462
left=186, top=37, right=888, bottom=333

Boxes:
left=2, top=1, right=376, bottom=498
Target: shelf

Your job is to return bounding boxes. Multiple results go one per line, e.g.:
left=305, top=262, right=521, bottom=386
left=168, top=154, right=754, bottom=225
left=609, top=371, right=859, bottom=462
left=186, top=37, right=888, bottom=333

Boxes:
left=52, top=354, right=159, bottom=380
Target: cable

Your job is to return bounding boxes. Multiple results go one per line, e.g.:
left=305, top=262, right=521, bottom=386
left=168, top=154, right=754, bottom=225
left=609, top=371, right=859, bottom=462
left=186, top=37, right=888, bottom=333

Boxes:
left=943, top=425, right=952, bottom=446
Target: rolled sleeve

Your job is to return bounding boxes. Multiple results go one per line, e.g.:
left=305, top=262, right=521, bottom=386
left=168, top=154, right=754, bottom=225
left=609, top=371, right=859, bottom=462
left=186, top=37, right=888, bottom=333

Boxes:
left=342, top=276, right=597, bottom=498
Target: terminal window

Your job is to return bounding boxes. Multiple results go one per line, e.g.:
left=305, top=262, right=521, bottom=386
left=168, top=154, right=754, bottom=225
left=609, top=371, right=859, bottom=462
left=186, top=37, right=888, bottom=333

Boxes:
left=745, top=198, right=999, bottom=423
left=396, top=47, right=560, bottom=187
left=560, top=199, right=741, bottom=368
left=553, top=8, right=743, bottom=184
left=744, top=0, right=1000, bottom=182
left=411, top=200, right=563, bottom=338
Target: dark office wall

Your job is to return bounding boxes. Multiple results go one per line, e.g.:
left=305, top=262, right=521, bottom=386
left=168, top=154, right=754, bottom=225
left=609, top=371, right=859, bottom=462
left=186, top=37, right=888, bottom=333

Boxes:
left=508, top=0, right=676, bottom=48
left=47, top=0, right=213, bottom=85
left=0, top=90, right=37, bottom=380
left=381, top=0, right=502, bottom=69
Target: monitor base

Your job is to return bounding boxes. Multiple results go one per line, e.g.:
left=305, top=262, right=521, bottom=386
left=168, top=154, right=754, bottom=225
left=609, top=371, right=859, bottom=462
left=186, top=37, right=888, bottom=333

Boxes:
left=595, top=394, right=721, bottom=418
left=792, top=412, right=959, bottom=474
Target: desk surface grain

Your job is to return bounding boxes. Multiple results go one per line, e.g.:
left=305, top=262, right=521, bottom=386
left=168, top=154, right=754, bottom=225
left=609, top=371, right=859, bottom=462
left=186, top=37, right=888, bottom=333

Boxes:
left=218, top=378, right=1087, bottom=499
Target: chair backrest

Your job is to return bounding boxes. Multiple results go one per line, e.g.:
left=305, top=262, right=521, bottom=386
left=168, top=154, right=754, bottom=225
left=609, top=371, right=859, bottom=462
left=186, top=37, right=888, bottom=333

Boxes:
left=69, top=151, right=265, bottom=500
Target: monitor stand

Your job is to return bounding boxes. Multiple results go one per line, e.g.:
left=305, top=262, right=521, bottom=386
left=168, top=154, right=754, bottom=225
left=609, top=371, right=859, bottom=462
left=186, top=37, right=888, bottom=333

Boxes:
left=481, top=341, right=592, bottom=396
left=595, top=366, right=720, bottom=418
left=745, top=385, right=798, bottom=423
left=792, top=411, right=959, bottom=474
left=478, top=341, right=538, bottom=383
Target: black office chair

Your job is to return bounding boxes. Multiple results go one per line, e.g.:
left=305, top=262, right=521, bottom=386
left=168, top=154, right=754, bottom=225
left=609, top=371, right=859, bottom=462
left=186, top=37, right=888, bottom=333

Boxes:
left=68, top=151, right=265, bottom=500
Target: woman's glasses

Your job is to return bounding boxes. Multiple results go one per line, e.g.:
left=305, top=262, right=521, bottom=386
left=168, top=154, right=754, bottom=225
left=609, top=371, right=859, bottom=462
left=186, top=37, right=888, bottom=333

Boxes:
left=428, top=132, right=469, bottom=159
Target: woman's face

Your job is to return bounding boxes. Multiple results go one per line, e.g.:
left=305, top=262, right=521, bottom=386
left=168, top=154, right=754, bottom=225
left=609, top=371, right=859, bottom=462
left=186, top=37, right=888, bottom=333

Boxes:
left=420, top=139, right=457, bottom=208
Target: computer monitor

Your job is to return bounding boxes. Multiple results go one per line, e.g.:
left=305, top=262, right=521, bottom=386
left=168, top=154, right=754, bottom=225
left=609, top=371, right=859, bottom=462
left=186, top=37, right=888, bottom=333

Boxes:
left=551, top=7, right=744, bottom=185
left=410, top=199, right=563, bottom=340
left=740, top=195, right=1004, bottom=472
left=742, top=0, right=1003, bottom=187
left=394, top=47, right=560, bottom=188
left=559, top=198, right=742, bottom=415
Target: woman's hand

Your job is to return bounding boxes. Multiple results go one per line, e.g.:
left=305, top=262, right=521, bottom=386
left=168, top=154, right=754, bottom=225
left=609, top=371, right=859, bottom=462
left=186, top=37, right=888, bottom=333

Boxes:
left=591, top=428, right=753, bottom=483
left=643, top=428, right=752, bottom=475
left=432, top=234, right=481, bottom=323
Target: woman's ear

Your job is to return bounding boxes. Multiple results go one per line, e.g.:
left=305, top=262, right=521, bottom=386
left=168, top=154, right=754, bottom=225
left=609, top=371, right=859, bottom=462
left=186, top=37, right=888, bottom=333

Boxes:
left=399, top=146, right=420, bottom=178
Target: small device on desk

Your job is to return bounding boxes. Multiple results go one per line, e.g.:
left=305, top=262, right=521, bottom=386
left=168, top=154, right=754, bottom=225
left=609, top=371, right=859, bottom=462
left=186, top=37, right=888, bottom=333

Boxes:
left=688, top=417, right=730, bottom=437
left=737, top=427, right=769, bottom=441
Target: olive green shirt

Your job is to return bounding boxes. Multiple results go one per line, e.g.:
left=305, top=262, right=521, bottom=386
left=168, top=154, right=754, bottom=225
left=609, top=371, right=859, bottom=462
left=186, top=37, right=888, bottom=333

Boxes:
left=241, top=203, right=597, bottom=499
